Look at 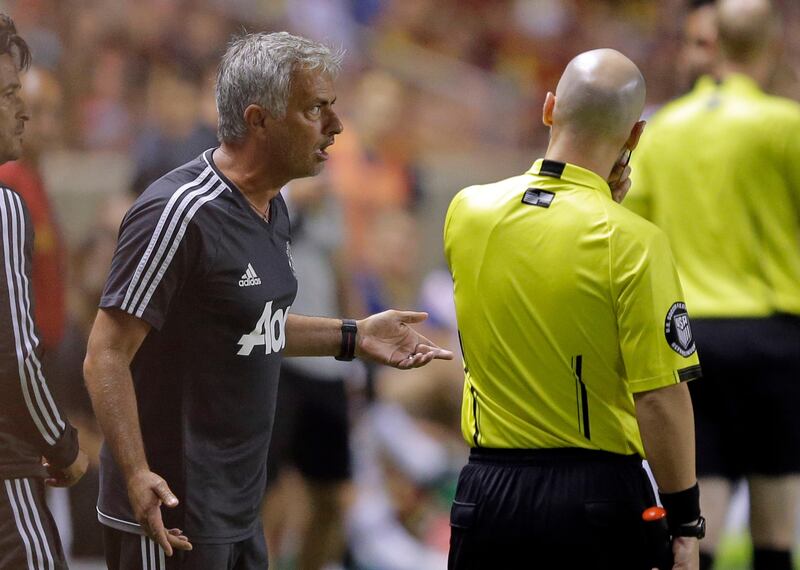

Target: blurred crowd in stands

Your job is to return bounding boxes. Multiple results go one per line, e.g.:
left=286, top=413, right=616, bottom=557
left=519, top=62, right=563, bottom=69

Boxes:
left=1, top=0, right=798, bottom=568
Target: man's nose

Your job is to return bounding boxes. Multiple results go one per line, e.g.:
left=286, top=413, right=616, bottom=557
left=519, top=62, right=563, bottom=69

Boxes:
left=17, top=99, right=29, bottom=122
left=327, top=112, right=343, bottom=136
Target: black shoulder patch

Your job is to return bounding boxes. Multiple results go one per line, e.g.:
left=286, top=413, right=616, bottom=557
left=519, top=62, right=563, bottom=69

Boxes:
left=664, top=302, right=696, bottom=357
left=522, top=188, right=555, bottom=208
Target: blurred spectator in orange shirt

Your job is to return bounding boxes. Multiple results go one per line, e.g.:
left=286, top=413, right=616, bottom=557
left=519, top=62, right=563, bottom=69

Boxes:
left=0, top=65, right=65, bottom=350
left=329, top=70, right=421, bottom=272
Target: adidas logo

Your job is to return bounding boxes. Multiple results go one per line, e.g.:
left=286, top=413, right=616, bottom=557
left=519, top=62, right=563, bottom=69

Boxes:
left=239, top=263, right=262, bottom=287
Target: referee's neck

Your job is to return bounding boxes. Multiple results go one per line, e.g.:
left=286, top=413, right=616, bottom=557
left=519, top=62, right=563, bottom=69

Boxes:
left=544, top=137, right=618, bottom=182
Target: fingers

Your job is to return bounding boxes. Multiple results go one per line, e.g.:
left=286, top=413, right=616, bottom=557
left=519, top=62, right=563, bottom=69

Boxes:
left=44, top=476, right=72, bottom=488
left=417, top=344, right=455, bottom=360
left=396, top=346, right=455, bottom=369
left=146, top=511, right=173, bottom=557
left=397, top=350, right=436, bottom=369
left=153, top=479, right=179, bottom=508
left=147, top=518, right=193, bottom=556
left=612, top=179, right=632, bottom=204
left=166, top=529, right=193, bottom=552
left=619, top=165, right=631, bottom=184
left=395, top=310, right=428, bottom=324
left=44, top=467, right=83, bottom=488
left=609, top=164, right=631, bottom=188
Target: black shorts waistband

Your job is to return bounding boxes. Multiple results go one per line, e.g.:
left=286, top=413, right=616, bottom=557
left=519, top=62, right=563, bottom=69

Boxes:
left=468, top=447, right=642, bottom=466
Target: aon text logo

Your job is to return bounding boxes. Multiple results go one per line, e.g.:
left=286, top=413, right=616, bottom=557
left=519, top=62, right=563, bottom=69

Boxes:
left=237, top=301, right=291, bottom=356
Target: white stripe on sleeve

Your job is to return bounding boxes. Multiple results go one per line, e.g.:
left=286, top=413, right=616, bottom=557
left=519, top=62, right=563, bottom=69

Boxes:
left=9, top=193, right=65, bottom=431
left=121, top=167, right=213, bottom=313
left=1, top=190, right=59, bottom=444
left=135, top=183, right=226, bottom=317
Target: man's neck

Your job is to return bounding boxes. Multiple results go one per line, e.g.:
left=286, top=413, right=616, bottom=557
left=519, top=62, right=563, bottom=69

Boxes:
left=544, top=134, right=618, bottom=183
left=719, top=58, right=772, bottom=89
left=213, top=143, right=286, bottom=209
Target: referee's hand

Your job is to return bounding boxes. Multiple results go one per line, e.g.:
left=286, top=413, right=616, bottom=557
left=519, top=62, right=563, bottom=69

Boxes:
left=655, top=536, right=698, bottom=570
left=127, top=470, right=192, bottom=556
left=609, top=163, right=632, bottom=204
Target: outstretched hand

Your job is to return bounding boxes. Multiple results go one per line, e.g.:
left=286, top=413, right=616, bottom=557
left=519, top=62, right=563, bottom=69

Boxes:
left=356, top=310, right=454, bottom=369
left=127, top=470, right=192, bottom=556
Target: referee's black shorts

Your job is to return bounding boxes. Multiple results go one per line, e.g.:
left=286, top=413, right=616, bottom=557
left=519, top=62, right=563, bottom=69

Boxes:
left=448, top=448, right=672, bottom=570
left=690, top=314, right=800, bottom=478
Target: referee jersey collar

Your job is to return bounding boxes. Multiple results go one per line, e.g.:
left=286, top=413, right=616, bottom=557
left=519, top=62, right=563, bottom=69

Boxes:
left=528, top=158, right=611, bottom=196
left=719, top=73, right=764, bottom=97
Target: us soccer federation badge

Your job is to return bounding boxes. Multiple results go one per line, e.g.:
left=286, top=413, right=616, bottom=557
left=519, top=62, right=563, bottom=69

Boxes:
left=664, top=302, right=696, bottom=357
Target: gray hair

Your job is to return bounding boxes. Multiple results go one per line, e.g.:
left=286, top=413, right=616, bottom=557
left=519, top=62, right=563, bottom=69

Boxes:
left=216, top=31, right=344, bottom=143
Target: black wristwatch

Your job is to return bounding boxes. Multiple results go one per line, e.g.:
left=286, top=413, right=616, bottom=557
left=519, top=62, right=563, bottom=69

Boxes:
left=673, top=516, right=706, bottom=539
left=335, top=319, right=358, bottom=361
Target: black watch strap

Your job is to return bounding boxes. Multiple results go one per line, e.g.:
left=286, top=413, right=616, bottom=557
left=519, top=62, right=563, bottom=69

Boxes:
left=673, top=515, right=706, bottom=539
left=335, top=319, right=358, bottom=361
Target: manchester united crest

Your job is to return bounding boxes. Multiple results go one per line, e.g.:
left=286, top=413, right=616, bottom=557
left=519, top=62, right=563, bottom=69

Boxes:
left=664, top=302, right=696, bottom=357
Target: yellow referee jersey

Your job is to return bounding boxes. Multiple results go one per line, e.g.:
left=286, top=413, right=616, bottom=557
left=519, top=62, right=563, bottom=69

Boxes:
left=444, top=159, right=701, bottom=455
left=627, top=74, right=800, bottom=318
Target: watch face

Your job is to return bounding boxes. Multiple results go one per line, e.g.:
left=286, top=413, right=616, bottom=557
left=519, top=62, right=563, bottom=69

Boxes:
left=676, top=516, right=706, bottom=539
left=696, top=516, right=706, bottom=539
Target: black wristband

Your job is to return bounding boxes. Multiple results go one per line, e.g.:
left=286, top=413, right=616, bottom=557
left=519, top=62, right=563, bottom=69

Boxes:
left=659, top=483, right=701, bottom=531
left=335, top=319, right=357, bottom=361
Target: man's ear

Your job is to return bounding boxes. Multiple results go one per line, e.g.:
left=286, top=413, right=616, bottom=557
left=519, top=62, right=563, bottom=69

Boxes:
left=243, top=104, right=268, bottom=137
left=542, top=92, right=556, bottom=127
left=626, top=120, right=646, bottom=151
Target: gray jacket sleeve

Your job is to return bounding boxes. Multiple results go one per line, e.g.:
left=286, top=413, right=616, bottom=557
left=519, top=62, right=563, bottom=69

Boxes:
left=0, top=187, right=78, bottom=469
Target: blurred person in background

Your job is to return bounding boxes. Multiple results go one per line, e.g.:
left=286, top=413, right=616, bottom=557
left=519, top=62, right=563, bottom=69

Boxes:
left=83, top=31, right=452, bottom=570
left=328, top=69, right=421, bottom=273
left=131, top=63, right=218, bottom=193
left=679, top=0, right=720, bottom=91
left=627, top=1, right=800, bottom=568
left=0, top=14, right=89, bottom=570
left=346, top=266, right=466, bottom=570
left=49, top=194, right=134, bottom=561
left=262, top=174, right=356, bottom=570
left=354, top=208, right=420, bottom=316
left=79, top=42, right=132, bottom=151
left=445, top=49, right=703, bottom=569
left=0, top=64, right=66, bottom=353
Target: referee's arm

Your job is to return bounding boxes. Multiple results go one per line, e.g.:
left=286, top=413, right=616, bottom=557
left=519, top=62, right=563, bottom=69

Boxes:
left=635, top=382, right=700, bottom=568
left=634, top=382, right=696, bottom=493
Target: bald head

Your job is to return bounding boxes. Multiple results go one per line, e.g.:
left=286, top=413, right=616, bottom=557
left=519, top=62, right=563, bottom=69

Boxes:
left=552, top=49, right=646, bottom=143
left=717, top=0, right=775, bottom=63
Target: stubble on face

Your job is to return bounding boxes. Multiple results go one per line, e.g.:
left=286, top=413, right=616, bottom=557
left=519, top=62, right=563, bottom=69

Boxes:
left=275, top=68, right=340, bottom=180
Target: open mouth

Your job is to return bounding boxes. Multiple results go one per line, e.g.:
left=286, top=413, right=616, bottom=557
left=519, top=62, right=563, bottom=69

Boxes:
left=316, top=139, right=334, bottom=160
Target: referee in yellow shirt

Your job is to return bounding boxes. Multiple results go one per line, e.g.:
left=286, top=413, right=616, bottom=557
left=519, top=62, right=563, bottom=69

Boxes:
left=627, top=1, right=800, bottom=569
left=445, top=49, right=703, bottom=569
